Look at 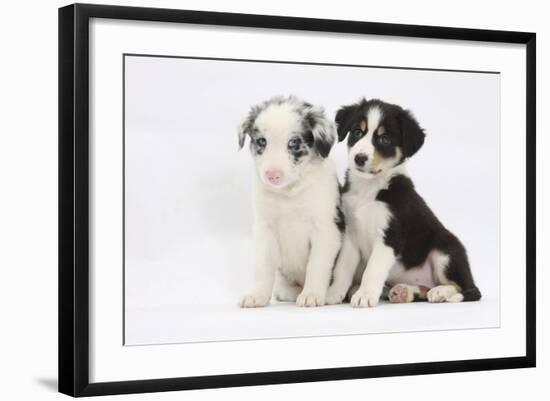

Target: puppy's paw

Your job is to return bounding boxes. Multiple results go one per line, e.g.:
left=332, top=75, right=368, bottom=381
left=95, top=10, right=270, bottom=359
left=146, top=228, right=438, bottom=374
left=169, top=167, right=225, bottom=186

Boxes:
left=350, top=288, right=381, bottom=308
left=239, top=293, right=271, bottom=308
left=346, top=284, right=360, bottom=302
left=388, top=284, right=415, bottom=303
left=296, top=290, right=325, bottom=307
left=427, top=285, right=464, bottom=303
left=273, top=284, right=301, bottom=302
left=325, top=286, right=346, bottom=305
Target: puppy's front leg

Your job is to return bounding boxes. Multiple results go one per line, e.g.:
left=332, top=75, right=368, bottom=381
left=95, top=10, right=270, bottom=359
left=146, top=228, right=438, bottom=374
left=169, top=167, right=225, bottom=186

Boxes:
left=297, top=225, right=341, bottom=307
left=326, top=234, right=360, bottom=304
left=351, top=240, right=395, bottom=307
left=239, top=224, right=280, bottom=308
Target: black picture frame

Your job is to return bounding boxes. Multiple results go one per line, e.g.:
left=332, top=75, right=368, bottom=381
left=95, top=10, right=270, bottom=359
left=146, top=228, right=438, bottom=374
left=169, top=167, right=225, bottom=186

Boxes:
left=59, top=3, right=536, bottom=397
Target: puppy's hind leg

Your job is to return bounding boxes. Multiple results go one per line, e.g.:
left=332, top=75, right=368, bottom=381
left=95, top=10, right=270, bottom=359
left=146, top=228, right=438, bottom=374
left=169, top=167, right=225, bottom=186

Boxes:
left=428, top=237, right=482, bottom=303
left=387, top=284, right=429, bottom=303
left=273, top=271, right=302, bottom=302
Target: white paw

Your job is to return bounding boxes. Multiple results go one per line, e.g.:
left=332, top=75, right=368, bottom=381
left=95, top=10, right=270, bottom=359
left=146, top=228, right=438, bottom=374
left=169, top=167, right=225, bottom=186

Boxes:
left=350, top=287, right=381, bottom=308
left=347, top=284, right=360, bottom=301
left=239, top=293, right=271, bottom=308
left=427, top=285, right=463, bottom=303
left=325, top=286, right=346, bottom=305
left=296, top=290, right=325, bottom=307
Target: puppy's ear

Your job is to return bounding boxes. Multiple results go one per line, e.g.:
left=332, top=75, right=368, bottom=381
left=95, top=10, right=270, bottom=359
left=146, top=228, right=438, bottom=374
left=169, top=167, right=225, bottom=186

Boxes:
left=335, top=103, right=359, bottom=142
left=237, top=104, right=261, bottom=150
left=400, top=109, right=425, bottom=158
left=237, top=124, right=247, bottom=150
left=305, top=105, right=336, bottom=158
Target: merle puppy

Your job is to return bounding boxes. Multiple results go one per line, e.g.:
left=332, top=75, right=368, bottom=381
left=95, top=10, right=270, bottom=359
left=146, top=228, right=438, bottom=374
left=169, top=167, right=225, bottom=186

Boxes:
left=326, top=98, right=481, bottom=307
left=238, top=96, right=343, bottom=308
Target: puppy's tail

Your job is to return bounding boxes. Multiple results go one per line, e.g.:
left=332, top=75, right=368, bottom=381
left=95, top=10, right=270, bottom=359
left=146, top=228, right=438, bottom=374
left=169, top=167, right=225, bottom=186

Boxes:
left=461, top=286, right=482, bottom=302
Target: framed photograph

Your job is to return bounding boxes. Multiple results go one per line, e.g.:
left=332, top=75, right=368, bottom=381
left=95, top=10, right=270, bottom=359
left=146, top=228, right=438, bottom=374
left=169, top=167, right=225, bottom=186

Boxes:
left=59, top=3, right=536, bottom=397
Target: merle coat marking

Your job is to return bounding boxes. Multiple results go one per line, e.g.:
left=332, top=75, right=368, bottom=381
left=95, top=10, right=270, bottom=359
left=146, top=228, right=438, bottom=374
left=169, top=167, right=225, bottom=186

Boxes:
left=237, top=96, right=343, bottom=308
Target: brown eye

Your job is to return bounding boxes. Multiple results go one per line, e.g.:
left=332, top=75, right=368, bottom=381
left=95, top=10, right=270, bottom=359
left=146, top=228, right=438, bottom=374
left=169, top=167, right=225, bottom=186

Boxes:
left=379, top=135, right=391, bottom=146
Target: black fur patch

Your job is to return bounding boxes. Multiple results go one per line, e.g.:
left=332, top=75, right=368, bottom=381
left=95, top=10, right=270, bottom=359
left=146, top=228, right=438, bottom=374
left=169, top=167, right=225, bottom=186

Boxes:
left=400, top=111, right=425, bottom=158
left=315, top=138, right=332, bottom=158
left=335, top=205, right=346, bottom=232
left=373, top=128, right=397, bottom=159
left=301, top=130, right=314, bottom=147
left=302, top=110, right=334, bottom=158
left=412, top=292, right=423, bottom=302
left=249, top=133, right=266, bottom=156
left=375, top=174, right=481, bottom=301
left=305, top=113, right=317, bottom=131
left=347, top=128, right=365, bottom=148
left=328, top=249, right=341, bottom=287
left=239, top=107, right=263, bottom=149
left=335, top=101, right=366, bottom=142
left=340, top=170, right=351, bottom=194
left=288, top=136, right=309, bottom=163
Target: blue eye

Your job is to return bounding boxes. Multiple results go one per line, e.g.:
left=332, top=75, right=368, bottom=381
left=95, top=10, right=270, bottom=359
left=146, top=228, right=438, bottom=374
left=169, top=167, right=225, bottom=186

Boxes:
left=288, top=137, right=300, bottom=148
left=353, top=129, right=363, bottom=138
left=256, top=137, right=267, bottom=147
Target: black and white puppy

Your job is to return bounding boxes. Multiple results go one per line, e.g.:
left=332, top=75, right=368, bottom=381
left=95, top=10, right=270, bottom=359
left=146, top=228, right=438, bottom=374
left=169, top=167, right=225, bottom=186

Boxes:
left=326, top=98, right=481, bottom=307
left=238, top=96, right=343, bottom=308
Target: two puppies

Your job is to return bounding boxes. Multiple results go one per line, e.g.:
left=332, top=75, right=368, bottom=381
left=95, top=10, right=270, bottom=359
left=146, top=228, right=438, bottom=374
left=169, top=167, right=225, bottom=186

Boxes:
left=238, top=96, right=481, bottom=308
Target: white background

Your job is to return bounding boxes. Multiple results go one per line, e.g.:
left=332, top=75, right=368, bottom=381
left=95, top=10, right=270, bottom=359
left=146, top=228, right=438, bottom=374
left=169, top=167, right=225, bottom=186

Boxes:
left=91, top=18, right=525, bottom=382
left=125, top=55, right=500, bottom=344
left=0, top=0, right=547, bottom=400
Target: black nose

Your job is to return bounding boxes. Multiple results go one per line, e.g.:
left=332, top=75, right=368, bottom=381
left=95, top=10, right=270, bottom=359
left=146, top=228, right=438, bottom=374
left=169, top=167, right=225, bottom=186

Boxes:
left=354, top=153, right=368, bottom=167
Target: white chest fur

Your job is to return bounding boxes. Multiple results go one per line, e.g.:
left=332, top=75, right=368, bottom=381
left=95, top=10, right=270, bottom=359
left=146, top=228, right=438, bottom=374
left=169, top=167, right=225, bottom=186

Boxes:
left=342, top=171, right=394, bottom=262
left=259, top=193, right=312, bottom=283
left=254, top=160, right=340, bottom=285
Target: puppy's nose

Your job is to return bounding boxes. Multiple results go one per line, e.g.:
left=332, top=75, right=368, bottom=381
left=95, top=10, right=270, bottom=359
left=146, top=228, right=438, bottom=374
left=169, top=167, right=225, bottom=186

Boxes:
left=265, top=169, right=285, bottom=185
left=354, top=153, right=368, bottom=167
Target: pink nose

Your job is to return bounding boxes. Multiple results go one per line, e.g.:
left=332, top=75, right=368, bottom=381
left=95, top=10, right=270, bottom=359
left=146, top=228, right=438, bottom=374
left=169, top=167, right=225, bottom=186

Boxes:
left=265, top=169, right=284, bottom=185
